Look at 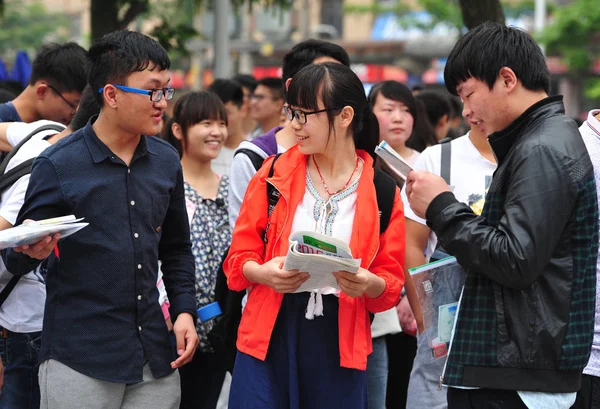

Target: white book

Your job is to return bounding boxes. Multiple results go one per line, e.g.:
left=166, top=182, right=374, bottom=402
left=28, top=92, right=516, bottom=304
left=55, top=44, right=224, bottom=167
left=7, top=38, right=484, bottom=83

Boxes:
left=0, top=215, right=89, bottom=249
left=283, top=231, right=361, bottom=293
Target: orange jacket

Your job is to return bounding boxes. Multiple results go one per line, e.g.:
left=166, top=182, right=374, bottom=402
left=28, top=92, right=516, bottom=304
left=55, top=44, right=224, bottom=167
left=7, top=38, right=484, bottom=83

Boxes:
left=224, top=146, right=405, bottom=370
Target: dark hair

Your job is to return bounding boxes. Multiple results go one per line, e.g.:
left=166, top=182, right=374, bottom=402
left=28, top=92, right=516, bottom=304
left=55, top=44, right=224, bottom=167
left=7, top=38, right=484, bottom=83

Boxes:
left=88, top=30, right=170, bottom=107
left=447, top=95, right=463, bottom=119
left=281, top=39, right=350, bottom=89
left=286, top=62, right=379, bottom=158
left=0, top=89, right=15, bottom=103
left=256, top=77, right=284, bottom=100
left=368, top=80, right=417, bottom=120
left=0, top=80, right=24, bottom=96
left=30, top=42, right=88, bottom=93
left=368, top=80, right=437, bottom=152
left=415, top=91, right=452, bottom=128
left=407, top=100, right=438, bottom=152
left=162, top=91, right=228, bottom=157
left=70, top=85, right=100, bottom=131
left=208, top=79, right=244, bottom=108
left=444, top=22, right=550, bottom=95
left=232, top=74, right=258, bottom=93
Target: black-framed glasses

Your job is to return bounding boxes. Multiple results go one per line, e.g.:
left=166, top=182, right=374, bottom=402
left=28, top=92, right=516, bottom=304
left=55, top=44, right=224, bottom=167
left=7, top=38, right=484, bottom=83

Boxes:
left=283, top=106, right=340, bottom=125
left=97, top=85, right=175, bottom=102
left=47, top=84, right=77, bottom=110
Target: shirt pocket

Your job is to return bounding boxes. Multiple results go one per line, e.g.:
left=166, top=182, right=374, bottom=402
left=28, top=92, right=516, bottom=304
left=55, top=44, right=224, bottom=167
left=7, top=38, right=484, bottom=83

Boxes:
left=152, top=194, right=171, bottom=231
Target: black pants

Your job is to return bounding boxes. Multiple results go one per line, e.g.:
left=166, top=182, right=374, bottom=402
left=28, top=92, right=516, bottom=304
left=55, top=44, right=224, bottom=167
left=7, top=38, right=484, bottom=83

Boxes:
left=572, top=375, right=600, bottom=409
left=447, top=387, right=528, bottom=409
left=385, top=332, right=417, bottom=409
left=179, top=350, right=226, bottom=409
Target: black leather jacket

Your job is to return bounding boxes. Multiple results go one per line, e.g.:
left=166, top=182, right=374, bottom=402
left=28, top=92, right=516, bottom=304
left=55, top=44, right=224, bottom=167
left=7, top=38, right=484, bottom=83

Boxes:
left=426, top=96, right=598, bottom=392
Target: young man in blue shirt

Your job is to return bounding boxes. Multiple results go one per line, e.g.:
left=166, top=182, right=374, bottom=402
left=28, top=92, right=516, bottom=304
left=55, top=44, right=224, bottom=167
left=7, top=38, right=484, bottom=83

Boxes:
left=0, top=43, right=87, bottom=126
left=2, top=30, right=198, bottom=409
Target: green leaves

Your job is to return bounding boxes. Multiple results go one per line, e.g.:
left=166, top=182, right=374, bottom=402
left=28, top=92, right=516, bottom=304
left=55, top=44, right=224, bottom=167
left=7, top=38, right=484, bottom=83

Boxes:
left=540, top=0, right=600, bottom=71
left=0, top=1, right=69, bottom=55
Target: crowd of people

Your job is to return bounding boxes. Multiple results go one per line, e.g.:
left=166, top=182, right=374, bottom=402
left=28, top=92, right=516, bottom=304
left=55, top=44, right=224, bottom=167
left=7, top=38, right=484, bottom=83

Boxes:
left=0, top=21, right=598, bottom=409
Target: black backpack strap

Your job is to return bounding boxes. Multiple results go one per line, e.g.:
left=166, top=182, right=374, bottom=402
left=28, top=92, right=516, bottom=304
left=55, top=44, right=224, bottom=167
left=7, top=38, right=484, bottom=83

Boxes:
left=263, top=154, right=282, bottom=243
left=440, top=139, right=452, bottom=185
left=234, top=148, right=266, bottom=172
left=0, top=275, right=20, bottom=308
left=0, top=124, right=65, bottom=175
left=373, top=169, right=396, bottom=234
left=0, top=123, right=65, bottom=308
left=0, top=158, right=35, bottom=194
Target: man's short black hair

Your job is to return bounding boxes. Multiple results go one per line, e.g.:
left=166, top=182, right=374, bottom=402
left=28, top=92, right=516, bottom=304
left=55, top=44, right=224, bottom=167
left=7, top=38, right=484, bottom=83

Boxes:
left=232, top=74, right=258, bottom=93
left=70, top=85, right=100, bottom=132
left=0, top=89, right=15, bottom=103
left=208, top=79, right=244, bottom=108
left=30, top=42, right=88, bottom=93
left=281, top=39, right=350, bottom=87
left=88, top=30, right=170, bottom=106
left=444, top=22, right=550, bottom=96
left=256, top=77, right=284, bottom=100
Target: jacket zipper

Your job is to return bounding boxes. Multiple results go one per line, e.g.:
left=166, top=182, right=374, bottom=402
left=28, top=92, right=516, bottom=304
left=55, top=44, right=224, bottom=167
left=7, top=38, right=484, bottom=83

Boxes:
left=487, top=137, right=499, bottom=164
left=266, top=179, right=288, bottom=259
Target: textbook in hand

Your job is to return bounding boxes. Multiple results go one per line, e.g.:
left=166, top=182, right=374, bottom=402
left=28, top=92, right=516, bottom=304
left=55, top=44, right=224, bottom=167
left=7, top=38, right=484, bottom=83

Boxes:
left=0, top=215, right=89, bottom=249
left=283, top=231, right=361, bottom=293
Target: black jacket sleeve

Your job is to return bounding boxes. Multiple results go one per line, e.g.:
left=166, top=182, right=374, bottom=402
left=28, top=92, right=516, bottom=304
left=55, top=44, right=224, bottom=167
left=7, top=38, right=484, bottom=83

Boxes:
left=426, top=144, right=579, bottom=289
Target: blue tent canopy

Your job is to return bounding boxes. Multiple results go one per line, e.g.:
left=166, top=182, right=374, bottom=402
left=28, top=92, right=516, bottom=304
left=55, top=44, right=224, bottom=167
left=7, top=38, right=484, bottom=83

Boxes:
left=10, top=51, right=32, bottom=87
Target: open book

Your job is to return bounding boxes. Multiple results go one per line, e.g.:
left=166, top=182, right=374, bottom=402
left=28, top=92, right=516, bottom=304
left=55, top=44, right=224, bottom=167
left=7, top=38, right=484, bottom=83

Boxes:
left=374, top=141, right=413, bottom=180
left=283, top=231, right=361, bottom=293
left=405, top=257, right=466, bottom=360
left=0, top=215, right=89, bottom=250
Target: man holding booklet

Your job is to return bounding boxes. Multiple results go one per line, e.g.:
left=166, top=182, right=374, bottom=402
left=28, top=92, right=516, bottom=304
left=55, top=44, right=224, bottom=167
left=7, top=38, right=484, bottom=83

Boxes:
left=406, top=23, right=597, bottom=409
left=2, top=31, right=198, bottom=409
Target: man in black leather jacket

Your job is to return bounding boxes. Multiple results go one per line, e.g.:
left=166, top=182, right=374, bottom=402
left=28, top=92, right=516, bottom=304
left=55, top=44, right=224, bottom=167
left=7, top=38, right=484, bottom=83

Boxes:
left=406, top=22, right=598, bottom=409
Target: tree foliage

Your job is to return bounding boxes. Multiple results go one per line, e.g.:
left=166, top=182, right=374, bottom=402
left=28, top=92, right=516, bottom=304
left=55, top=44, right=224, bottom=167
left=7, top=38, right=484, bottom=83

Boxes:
left=540, top=0, right=600, bottom=71
left=0, top=1, right=69, bottom=56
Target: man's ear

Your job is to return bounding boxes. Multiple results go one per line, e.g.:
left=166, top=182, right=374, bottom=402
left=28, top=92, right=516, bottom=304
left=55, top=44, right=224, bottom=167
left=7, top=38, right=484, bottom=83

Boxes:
left=285, top=78, right=292, bottom=91
left=35, top=82, right=49, bottom=100
left=102, top=85, right=119, bottom=109
left=498, top=67, right=518, bottom=93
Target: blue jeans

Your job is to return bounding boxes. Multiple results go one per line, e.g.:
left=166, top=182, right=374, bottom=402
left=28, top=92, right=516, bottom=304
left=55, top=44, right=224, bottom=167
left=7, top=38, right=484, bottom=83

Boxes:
left=0, top=330, right=42, bottom=409
left=366, top=336, right=388, bottom=409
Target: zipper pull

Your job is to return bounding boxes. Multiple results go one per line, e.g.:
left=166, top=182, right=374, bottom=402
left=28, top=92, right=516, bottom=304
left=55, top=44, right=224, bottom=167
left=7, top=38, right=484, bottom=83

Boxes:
left=438, top=376, right=444, bottom=391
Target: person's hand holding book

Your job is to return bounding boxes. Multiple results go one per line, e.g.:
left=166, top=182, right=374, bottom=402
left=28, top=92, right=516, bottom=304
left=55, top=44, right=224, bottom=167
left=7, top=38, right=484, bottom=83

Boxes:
left=333, top=268, right=385, bottom=298
left=243, top=256, right=310, bottom=293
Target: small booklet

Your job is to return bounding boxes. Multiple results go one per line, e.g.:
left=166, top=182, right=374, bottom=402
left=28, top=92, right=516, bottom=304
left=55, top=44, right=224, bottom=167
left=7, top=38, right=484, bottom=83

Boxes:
left=405, top=257, right=466, bottom=360
left=0, top=215, right=89, bottom=250
left=374, top=141, right=413, bottom=180
left=283, top=231, right=361, bottom=293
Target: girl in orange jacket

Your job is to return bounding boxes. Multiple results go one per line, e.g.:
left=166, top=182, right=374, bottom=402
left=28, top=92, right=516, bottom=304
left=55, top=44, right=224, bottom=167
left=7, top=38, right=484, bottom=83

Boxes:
left=224, top=62, right=406, bottom=409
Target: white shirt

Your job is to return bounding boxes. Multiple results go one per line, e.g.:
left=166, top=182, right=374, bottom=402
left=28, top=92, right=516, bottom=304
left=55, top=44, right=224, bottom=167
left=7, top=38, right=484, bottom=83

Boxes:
left=401, top=133, right=496, bottom=260
left=0, top=120, right=64, bottom=333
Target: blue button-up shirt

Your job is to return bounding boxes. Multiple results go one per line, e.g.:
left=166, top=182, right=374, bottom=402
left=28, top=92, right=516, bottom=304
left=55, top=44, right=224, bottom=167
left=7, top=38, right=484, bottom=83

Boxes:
left=2, top=121, right=196, bottom=383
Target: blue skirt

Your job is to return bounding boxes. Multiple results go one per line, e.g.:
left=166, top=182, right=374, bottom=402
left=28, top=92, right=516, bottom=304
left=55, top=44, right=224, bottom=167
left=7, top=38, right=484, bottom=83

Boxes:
left=229, top=293, right=368, bottom=409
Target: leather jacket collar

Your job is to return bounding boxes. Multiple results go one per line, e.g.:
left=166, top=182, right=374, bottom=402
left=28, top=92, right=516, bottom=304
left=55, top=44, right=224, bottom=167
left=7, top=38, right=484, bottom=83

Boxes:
left=488, top=95, right=564, bottom=165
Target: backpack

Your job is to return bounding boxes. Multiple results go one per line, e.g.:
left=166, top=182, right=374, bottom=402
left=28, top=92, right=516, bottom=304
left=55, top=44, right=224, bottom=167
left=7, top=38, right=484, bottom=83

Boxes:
left=0, top=123, right=66, bottom=307
left=208, top=154, right=397, bottom=372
